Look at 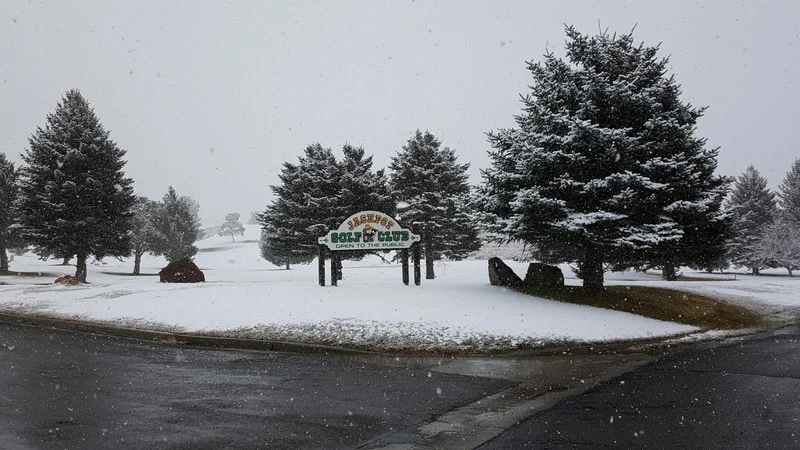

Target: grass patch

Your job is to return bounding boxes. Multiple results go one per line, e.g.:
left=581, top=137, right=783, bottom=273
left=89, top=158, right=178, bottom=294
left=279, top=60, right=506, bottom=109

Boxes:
left=517, top=285, right=763, bottom=330
left=675, top=275, right=735, bottom=282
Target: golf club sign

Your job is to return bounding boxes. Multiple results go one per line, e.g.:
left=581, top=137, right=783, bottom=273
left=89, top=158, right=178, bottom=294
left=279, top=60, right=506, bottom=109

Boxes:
left=317, top=211, right=420, bottom=250
left=317, top=211, right=422, bottom=286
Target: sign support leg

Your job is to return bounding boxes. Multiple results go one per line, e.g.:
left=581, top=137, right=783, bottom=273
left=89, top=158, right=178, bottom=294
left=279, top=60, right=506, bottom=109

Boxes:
left=331, top=252, right=338, bottom=287
left=318, top=245, right=326, bottom=286
left=413, top=243, right=421, bottom=286
left=401, top=249, right=409, bottom=285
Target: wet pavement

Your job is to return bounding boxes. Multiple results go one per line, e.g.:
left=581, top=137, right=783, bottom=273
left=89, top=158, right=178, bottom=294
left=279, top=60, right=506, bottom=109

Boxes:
left=0, top=321, right=658, bottom=449
left=479, top=328, right=800, bottom=449
left=5, top=317, right=796, bottom=449
left=0, top=322, right=512, bottom=449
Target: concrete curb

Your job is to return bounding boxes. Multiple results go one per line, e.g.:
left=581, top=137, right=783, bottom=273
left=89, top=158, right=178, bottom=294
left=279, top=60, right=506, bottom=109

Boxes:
left=0, top=312, right=378, bottom=356
left=0, top=310, right=760, bottom=358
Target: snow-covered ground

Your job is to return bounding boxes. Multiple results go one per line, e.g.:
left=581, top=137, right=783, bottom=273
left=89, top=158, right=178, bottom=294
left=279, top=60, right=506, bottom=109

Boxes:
left=1, top=226, right=798, bottom=352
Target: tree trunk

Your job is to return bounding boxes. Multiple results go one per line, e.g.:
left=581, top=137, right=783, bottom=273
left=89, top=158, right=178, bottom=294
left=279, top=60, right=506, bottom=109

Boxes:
left=424, top=234, right=435, bottom=280
left=582, top=247, right=604, bottom=291
left=133, top=251, right=143, bottom=275
left=336, top=256, right=343, bottom=281
left=62, top=255, right=71, bottom=266
left=0, top=246, right=8, bottom=273
left=662, top=265, right=678, bottom=281
left=286, top=260, right=290, bottom=270
left=75, top=252, right=88, bottom=283
left=752, top=267, right=760, bottom=276
left=787, top=267, right=793, bottom=277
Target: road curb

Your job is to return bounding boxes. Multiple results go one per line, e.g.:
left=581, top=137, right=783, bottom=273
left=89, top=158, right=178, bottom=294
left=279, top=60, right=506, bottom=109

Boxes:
left=0, top=310, right=754, bottom=358
left=0, top=311, right=379, bottom=355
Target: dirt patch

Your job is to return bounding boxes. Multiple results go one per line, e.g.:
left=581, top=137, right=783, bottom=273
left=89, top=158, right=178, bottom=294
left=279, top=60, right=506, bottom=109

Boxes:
left=516, top=285, right=763, bottom=330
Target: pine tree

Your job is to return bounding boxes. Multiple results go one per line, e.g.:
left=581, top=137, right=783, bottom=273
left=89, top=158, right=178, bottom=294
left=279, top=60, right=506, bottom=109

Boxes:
left=259, top=143, right=396, bottom=270
left=150, top=186, right=200, bottom=262
left=259, top=226, right=309, bottom=269
left=15, top=90, right=135, bottom=282
left=726, top=166, right=777, bottom=274
left=778, top=158, right=800, bottom=226
left=481, top=27, right=730, bottom=290
left=390, top=130, right=480, bottom=279
left=219, top=212, right=245, bottom=242
left=129, top=196, right=160, bottom=275
left=753, top=218, right=800, bottom=276
left=0, top=153, right=20, bottom=272
left=337, top=144, right=396, bottom=262
left=258, top=144, right=341, bottom=268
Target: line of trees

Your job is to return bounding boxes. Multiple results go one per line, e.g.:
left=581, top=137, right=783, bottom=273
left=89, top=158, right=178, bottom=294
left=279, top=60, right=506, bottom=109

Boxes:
left=0, top=90, right=201, bottom=281
left=258, top=134, right=480, bottom=278
left=725, top=162, right=800, bottom=275
left=1, top=27, right=796, bottom=288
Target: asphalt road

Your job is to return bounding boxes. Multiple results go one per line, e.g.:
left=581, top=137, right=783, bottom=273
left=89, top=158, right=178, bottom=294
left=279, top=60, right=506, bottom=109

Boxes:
left=480, top=328, right=800, bottom=449
left=0, top=322, right=513, bottom=449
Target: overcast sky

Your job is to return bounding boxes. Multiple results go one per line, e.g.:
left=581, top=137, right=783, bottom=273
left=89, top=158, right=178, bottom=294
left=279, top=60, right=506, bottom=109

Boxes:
left=2, top=0, right=798, bottom=226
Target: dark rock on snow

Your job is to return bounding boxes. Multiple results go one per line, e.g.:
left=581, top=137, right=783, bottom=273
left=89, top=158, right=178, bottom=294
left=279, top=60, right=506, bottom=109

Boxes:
left=523, top=262, right=564, bottom=289
left=488, top=257, right=523, bottom=287
left=159, top=259, right=205, bottom=283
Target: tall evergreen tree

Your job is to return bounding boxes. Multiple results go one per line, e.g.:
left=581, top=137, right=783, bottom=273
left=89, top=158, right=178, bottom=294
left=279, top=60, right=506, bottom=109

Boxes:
left=778, top=158, right=800, bottom=225
left=390, top=130, right=480, bottom=279
left=150, top=186, right=200, bottom=262
left=219, top=212, right=245, bottom=242
left=481, top=27, right=729, bottom=290
left=15, top=90, right=135, bottom=282
left=337, top=144, right=396, bottom=263
left=259, top=143, right=396, bottom=270
left=0, top=153, right=20, bottom=272
left=129, top=196, right=160, bottom=275
left=726, top=166, right=777, bottom=274
left=258, top=144, right=341, bottom=267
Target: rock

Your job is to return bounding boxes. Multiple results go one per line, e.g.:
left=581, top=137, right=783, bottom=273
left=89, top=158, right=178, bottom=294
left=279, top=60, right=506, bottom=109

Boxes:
left=523, top=263, right=564, bottom=290
left=488, top=257, right=523, bottom=287
left=54, top=275, right=80, bottom=286
left=159, top=259, right=205, bottom=283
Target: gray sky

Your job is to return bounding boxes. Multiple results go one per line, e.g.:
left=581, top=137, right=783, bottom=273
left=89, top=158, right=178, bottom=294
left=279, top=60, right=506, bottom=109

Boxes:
left=2, top=0, right=798, bottom=226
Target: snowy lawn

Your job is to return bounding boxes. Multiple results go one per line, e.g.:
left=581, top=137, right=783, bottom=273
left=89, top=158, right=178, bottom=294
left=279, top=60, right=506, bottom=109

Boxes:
left=1, top=226, right=798, bottom=352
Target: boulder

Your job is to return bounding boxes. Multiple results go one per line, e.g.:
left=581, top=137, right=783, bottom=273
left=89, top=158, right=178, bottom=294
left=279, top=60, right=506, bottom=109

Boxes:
left=54, top=275, right=80, bottom=286
left=488, top=257, right=523, bottom=287
left=159, top=259, right=205, bottom=283
left=523, top=263, right=564, bottom=290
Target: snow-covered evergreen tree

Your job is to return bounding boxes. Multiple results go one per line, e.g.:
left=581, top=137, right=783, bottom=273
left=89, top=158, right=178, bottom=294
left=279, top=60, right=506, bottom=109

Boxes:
left=258, top=144, right=341, bottom=267
left=259, top=143, right=396, bottom=269
left=778, top=158, right=800, bottom=226
left=219, top=212, right=245, bottom=242
left=0, top=153, right=20, bottom=272
left=726, top=166, right=777, bottom=274
left=150, top=186, right=199, bottom=262
left=15, top=90, right=135, bottom=282
left=129, top=196, right=160, bottom=275
left=337, top=144, right=396, bottom=261
left=481, top=27, right=730, bottom=289
left=753, top=218, right=800, bottom=276
left=339, top=144, right=395, bottom=219
left=259, top=226, right=309, bottom=269
left=180, top=195, right=202, bottom=229
left=390, top=130, right=480, bottom=279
